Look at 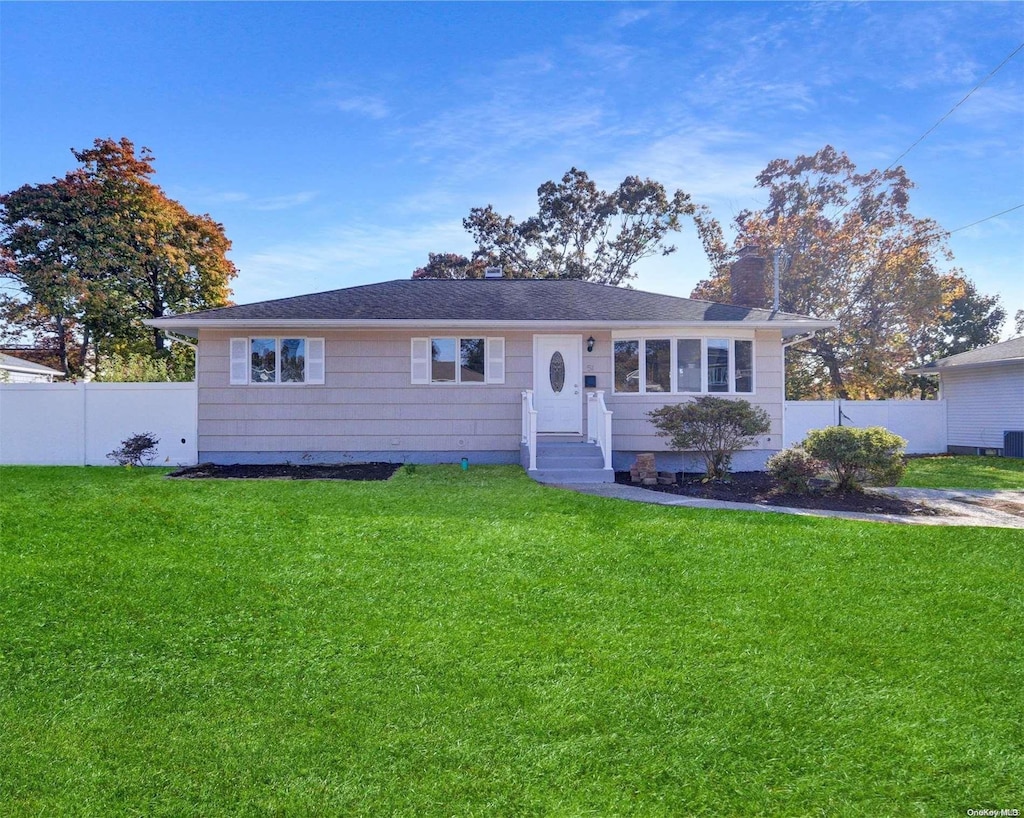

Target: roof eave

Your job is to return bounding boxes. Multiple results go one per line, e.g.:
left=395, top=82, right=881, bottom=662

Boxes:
left=146, top=317, right=836, bottom=333
left=0, top=365, right=62, bottom=375
left=907, top=357, right=1024, bottom=375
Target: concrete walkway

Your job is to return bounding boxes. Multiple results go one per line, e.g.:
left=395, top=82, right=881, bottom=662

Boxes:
left=548, top=481, right=1024, bottom=529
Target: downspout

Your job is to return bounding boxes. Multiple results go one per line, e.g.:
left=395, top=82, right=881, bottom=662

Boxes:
left=781, top=332, right=817, bottom=350
left=162, top=331, right=197, bottom=350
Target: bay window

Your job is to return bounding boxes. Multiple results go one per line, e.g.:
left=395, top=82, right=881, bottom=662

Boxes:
left=735, top=340, right=753, bottom=393
left=613, top=340, right=639, bottom=393
left=707, top=339, right=729, bottom=392
left=677, top=339, right=702, bottom=392
left=613, top=336, right=755, bottom=394
left=645, top=339, right=671, bottom=392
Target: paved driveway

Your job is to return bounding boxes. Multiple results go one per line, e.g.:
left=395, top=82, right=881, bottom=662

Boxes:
left=555, top=483, right=1024, bottom=529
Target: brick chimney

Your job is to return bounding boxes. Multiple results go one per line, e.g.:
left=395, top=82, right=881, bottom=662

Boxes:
left=729, top=245, right=769, bottom=308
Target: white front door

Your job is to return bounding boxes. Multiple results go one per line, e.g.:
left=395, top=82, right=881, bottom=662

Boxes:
left=534, top=335, right=583, bottom=433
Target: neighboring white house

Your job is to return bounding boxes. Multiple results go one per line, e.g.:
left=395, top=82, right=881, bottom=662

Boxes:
left=147, top=277, right=832, bottom=481
left=0, top=352, right=63, bottom=383
left=909, top=336, right=1024, bottom=457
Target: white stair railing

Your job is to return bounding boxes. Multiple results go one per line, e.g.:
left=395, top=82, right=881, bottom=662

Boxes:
left=587, top=390, right=613, bottom=471
left=521, top=390, right=538, bottom=471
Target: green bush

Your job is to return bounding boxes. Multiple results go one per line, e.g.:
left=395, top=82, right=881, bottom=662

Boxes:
left=801, top=426, right=907, bottom=492
left=648, top=396, right=770, bottom=481
left=96, top=350, right=195, bottom=382
left=766, top=447, right=824, bottom=494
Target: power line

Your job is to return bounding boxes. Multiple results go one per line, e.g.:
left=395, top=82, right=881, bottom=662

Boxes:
left=948, top=202, right=1024, bottom=234
left=885, top=41, right=1024, bottom=172
left=815, top=42, right=1024, bottom=235
left=753, top=44, right=1024, bottom=270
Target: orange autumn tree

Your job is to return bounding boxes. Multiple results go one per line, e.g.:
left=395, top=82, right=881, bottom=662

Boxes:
left=692, top=146, right=959, bottom=399
left=1, top=138, right=236, bottom=378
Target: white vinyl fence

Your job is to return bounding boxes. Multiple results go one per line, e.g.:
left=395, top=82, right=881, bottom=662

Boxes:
left=784, top=400, right=947, bottom=454
left=0, top=382, right=197, bottom=466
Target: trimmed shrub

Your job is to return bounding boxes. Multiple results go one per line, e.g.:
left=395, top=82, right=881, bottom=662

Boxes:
left=107, top=432, right=161, bottom=467
left=648, top=396, right=770, bottom=481
left=766, top=447, right=824, bottom=494
left=801, top=425, right=906, bottom=492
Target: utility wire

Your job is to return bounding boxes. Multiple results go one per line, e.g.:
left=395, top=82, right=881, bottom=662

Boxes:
left=885, top=41, right=1024, bottom=172
left=819, top=41, right=1024, bottom=226
left=760, top=43, right=1023, bottom=273
left=948, top=202, right=1024, bottom=234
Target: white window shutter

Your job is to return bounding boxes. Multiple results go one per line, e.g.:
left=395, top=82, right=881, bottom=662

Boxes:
left=229, top=338, right=248, bottom=384
left=306, top=338, right=325, bottom=384
left=411, top=338, right=430, bottom=384
left=486, top=337, right=505, bottom=384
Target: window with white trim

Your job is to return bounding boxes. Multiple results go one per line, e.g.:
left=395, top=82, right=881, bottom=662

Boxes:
left=612, top=337, right=755, bottom=394
left=229, top=337, right=325, bottom=385
left=411, top=337, right=505, bottom=385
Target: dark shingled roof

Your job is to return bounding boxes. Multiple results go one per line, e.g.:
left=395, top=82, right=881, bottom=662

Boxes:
left=912, top=335, right=1024, bottom=372
left=154, top=278, right=824, bottom=325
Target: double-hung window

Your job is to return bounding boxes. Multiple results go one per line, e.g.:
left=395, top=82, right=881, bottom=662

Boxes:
left=613, top=337, right=754, bottom=394
left=230, top=337, right=325, bottom=385
left=411, top=337, right=505, bottom=385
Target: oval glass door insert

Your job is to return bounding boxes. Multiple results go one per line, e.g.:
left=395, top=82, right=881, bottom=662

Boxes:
left=549, top=351, right=565, bottom=393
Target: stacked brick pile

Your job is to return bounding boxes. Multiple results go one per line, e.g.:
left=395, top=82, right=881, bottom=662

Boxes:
left=629, top=454, right=677, bottom=486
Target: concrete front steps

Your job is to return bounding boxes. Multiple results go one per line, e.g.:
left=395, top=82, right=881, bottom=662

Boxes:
left=527, top=435, right=615, bottom=484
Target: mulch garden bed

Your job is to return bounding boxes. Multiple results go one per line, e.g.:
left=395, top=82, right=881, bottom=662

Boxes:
left=614, top=471, right=941, bottom=517
left=167, top=462, right=938, bottom=516
left=168, top=462, right=400, bottom=481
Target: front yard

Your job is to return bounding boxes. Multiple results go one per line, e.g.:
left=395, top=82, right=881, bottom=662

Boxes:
left=1, top=465, right=1021, bottom=815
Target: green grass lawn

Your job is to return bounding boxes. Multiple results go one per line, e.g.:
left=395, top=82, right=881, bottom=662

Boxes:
left=900, top=455, right=1024, bottom=489
left=2, top=466, right=1021, bottom=816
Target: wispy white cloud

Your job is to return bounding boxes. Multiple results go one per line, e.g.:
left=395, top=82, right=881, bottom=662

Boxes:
left=237, top=3, right=1024, bottom=310
left=328, top=95, right=390, bottom=120
left=231, top=218, right=472, bottom=303
left=314, top=80, right=391, bottom=119
left=568, top=38, right=640, bottom=73
left=186, top=189, right=318, bottom=212
left=942, top=84, right=1024, bottom=134
left=249, top=191, right=318, bottom=211
left=610, top=7, right=653, bottom=29
left=408, top=95, right=605, bottom=177
left=591, top=126, right=774, bottom=229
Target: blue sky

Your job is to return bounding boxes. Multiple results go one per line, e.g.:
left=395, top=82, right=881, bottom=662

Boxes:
left=2, top=2, right=1022, bottom=330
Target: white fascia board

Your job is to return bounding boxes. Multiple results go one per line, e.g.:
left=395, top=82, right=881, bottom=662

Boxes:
left=1, top=363, right=62, bottom=376
left=145, top=318, right=836, bottom=333
left=0, top=358, right=64, bottom=375
left=908, top=357, right=1024, bottom=375
left=612, top=327, right=759, bottom=340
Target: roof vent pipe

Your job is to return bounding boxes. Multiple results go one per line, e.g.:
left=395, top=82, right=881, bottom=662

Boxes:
left=484, top=266, right=503, bottom=279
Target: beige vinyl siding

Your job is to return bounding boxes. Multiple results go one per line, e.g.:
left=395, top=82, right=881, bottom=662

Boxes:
left=197, top=327, right=787, bottom=458
left=605, top=329, right=784, bottom=452
left=942, top=362, right=1024, bottom=449
left=198, top=329, right=532, bottom=454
